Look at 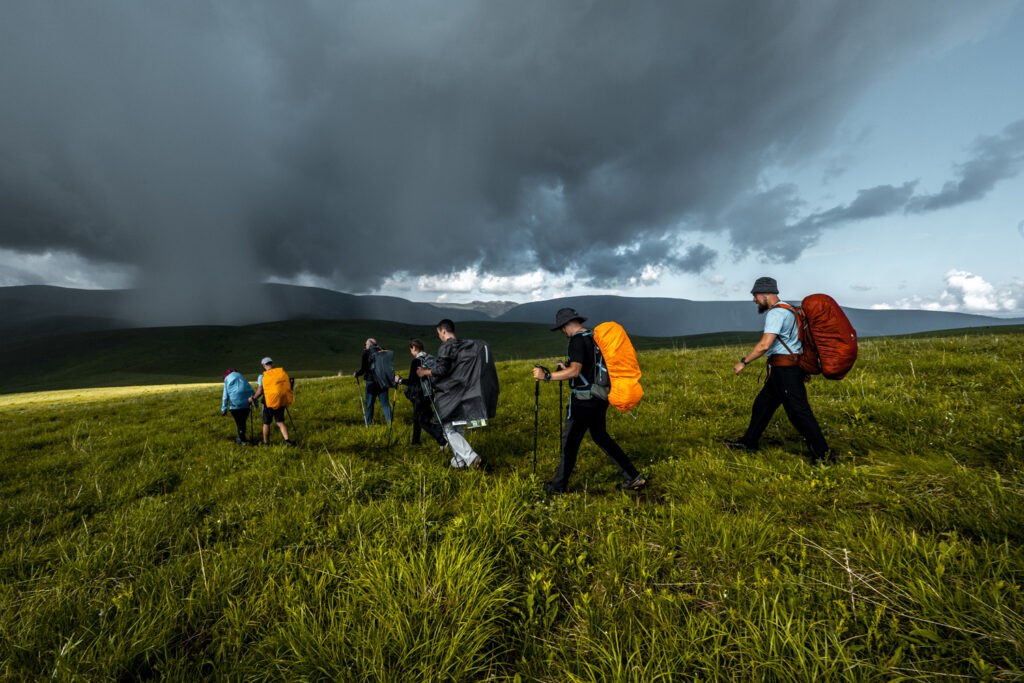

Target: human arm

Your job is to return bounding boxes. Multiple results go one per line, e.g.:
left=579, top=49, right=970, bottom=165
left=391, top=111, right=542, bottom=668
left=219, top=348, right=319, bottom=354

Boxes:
left=733, top=333, right=777, bottom=374
left=532, top=362, right=582, bottom=381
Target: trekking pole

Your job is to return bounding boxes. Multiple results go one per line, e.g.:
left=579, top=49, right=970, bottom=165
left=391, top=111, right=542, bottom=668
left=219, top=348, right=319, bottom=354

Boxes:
left=285, top=406, right=299, bottom=443
left=385, top=386, right=398, bottom=447
left=248, top=405, right=256, bottom=444
left=355, top=377, right=369, bottom=428
left=533, top=365, right=550, bottom=476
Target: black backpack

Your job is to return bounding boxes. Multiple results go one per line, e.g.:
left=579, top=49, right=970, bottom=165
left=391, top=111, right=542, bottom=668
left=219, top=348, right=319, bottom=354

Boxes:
left=369, top=347, right=397, bottom=389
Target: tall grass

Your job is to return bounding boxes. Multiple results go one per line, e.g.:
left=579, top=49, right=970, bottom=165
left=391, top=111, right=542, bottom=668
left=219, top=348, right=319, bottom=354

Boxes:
left=1, top=331, right=1022, bottom=680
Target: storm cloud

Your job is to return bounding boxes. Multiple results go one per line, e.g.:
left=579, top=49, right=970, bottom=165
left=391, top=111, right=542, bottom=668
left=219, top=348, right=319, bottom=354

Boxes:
left=725, top=117, right=1024, bottom=261
left=0, top=1, right=1011, bottom=320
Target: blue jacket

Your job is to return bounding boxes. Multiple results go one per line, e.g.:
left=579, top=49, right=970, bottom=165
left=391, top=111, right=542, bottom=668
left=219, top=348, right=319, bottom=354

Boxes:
left=222, top=371, right=255, bottom=411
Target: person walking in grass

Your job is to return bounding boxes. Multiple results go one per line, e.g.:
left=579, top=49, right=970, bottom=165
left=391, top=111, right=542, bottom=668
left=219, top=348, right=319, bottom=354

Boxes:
left=416, top=319, right=486, bottom=469
left=249, top=357, right=296, bottom=447
left=395, top=339, right=447, bottom=449
left=531, top=307, right=647, bottom=494
left=220, top=368, right=254, bottom=445
left=353, top=338, right=392, bottom=425
left=725, top=277, right=832, bottom=463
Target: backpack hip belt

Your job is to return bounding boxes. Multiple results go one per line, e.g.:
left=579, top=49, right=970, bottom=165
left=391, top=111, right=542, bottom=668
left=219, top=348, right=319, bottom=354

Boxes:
left=768, top=354, right=801, bottom=367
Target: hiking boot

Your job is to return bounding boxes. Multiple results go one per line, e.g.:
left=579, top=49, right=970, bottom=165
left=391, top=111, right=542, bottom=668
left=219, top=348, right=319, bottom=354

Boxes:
left=285, top=440, right=297, bottom=447
left=235, top=438, right=248, bottom=446
left=260, top=441, right=271, bottom=447
left=723, top=438, right=756, bottom=451
left=543, top=481, right=567, bottom=495
left=617, top=475, right=648, bottom=492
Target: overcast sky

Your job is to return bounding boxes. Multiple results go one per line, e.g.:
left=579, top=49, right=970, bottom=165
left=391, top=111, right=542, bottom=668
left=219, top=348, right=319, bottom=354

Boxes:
left=1, top=0, right=1022, bottom=321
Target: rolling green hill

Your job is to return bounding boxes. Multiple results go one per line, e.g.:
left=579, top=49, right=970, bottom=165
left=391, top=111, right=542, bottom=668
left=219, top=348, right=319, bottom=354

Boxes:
left=1, top=331, right=1022, bottom=679
left=0, top=320, right=761, bottom=394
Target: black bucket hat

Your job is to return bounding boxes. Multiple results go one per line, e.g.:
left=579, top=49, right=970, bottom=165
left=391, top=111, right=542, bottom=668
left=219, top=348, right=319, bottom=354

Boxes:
left=551, top=307, right=586, bottom=331
left=750, top=277, right=779, bottom=295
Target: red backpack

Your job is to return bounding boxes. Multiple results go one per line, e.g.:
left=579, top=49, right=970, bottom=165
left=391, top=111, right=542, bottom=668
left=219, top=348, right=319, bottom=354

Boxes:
left=775, top=294, right=858, bottom=379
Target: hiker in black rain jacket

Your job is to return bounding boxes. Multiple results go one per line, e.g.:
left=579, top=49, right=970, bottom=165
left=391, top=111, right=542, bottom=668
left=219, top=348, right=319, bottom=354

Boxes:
left=417, top=319, right=495, bottom=469
left=353, top=338, right=392, bottom=424
left=395, top=338, right=446, bottom=448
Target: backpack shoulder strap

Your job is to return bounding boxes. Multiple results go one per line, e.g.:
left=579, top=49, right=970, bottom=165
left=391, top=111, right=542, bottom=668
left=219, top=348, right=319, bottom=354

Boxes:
left=770, top=302, right=800, bottom=355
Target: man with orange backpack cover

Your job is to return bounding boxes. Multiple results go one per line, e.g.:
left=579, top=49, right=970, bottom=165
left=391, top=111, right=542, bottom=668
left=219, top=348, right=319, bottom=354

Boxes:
left=532, top=308, right=647, bottom=494
left=725, top=277, right=831, bottom=463
left=249, top=357, right=296, bottom=447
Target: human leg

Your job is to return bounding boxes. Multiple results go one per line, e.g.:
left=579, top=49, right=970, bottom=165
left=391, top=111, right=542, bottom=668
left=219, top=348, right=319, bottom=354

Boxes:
left=586, top=402, right=640, bottom=481
left=442, top=423, right=480, bottom=468
left=775, top=368, right=830, bottom=460
left=550, top=402, right=590, bottom=490
left=230, top=408, right=249, bottom=442
left=740, top=372, right=784, bottom=448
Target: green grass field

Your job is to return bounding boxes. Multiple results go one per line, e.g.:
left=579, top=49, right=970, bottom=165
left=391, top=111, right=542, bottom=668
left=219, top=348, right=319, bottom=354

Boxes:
left=1, top=330, right=1022, bottom=680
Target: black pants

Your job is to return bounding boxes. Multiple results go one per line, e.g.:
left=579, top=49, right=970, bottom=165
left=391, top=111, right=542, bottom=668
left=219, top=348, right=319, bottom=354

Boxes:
left=411, top=398, right=445, bottom=445
left=229, top=407, right=250, bottom=441
left=552, top=399, right=639, bottom=489
left=741, top=366, right=829, bottom=460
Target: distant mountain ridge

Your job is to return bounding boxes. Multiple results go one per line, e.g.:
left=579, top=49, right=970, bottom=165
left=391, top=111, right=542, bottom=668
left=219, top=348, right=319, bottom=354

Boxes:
left=2, top=284, right=1021, bottom=339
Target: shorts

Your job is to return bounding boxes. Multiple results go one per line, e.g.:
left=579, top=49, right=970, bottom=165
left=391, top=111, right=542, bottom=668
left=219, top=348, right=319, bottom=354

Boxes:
left=262, top=405, right=286, bottom=425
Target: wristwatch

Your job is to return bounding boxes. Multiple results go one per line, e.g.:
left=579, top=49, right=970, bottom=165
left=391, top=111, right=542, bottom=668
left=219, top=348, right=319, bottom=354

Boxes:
left=739, top=357, right=748, bottom=366
left=544, top=371, right=552, bottom=381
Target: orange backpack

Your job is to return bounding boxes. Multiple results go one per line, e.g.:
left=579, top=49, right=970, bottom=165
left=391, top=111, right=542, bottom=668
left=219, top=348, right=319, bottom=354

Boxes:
left=592, top=322, right=644, bottom=411
left=262, top=367, right=294, bottom=409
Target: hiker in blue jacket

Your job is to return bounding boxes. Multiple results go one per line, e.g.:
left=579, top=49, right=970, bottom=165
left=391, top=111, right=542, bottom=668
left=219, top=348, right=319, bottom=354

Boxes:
left=221, top=369, right=255, bottom=445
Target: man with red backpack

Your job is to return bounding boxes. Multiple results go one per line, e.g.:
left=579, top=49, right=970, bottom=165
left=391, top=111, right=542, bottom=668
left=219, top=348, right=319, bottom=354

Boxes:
left=725, top=277, right=832, bottom=463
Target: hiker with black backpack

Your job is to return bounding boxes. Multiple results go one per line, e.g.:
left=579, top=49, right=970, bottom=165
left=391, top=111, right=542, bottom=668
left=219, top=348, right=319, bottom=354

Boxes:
left=353, top=338, right=393, bottom=425
left=725, top=277, right=832, bottom=463
left=249, top=357, right=296, bottom=447
left=220, top=368, right=255, bottom=445
left=394, top=339, right=447, bottom=449
left=416, top=319, right=496, bottom=470
left=531, top=308, right=647, bottom=494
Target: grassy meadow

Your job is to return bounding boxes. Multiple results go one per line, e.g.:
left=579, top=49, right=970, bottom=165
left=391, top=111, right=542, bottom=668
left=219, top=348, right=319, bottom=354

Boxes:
left=1, top=330, right=1022, bottom=680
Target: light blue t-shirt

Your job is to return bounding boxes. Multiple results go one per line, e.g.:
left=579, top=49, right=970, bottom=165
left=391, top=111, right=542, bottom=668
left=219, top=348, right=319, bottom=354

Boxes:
left=764, top=303, right=801, bottom=357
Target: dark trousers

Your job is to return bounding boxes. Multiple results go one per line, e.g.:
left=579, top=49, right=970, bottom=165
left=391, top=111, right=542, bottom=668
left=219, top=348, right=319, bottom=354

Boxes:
left=229, top=407, right=250, bottom=441
left=552, top=399, right=639, bottom=489
left=741, top=366, right=829, bottom=459
left=411, top=398, right=445, bottom=445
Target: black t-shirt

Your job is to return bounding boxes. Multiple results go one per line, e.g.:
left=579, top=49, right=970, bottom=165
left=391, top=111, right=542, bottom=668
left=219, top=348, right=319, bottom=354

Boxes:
left=567, top=331, right=595, bottom=391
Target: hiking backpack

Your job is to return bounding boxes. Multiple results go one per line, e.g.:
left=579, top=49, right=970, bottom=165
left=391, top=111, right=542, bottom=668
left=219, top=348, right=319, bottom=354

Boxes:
left=262, top=367, right=294, bottom=409
left=775, top=294, right=858, bottom=380
left=369, top=348, right=398, bottom=389
left=578, top=322, right=644, bottom=411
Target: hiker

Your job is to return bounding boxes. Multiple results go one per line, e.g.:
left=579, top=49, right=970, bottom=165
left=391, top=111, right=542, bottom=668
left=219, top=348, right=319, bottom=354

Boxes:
left=531, top=308, right=647, bottom=494
left=220, top=368, right=254, bottom=445
left=416, top=319, right=491, bottom=469
left=725, top=277, right=831, bottom=463
left=249, top=357, right=296, bottom=446
left=353, top=338, right=392, bottom=425
left=395, top=339, right=447, bottom=449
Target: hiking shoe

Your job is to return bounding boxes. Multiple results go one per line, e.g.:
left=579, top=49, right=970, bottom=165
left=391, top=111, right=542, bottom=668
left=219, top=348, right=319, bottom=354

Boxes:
left=235, top=438, right=248, bottom=446
left=285, top=440, right=297, bottom=447
left=260, top=441, right=271, bottom=447
left=617, top=475, right=648, bottom=492
left=723, top=439, right=756, bottom=451
left=469, top=457, right=485, bottom=470
left=543, top=481, right=567, bottom=495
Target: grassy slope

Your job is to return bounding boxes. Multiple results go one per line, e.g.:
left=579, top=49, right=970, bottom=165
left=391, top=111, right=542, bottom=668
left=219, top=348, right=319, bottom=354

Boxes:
left=0, top=319, right=760, bottom=394
left=1, top=331, right=1022, bottom=680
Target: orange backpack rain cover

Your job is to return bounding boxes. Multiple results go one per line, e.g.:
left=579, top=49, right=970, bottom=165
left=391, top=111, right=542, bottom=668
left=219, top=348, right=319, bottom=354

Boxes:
left=262, top=367, right=294, bottom=409
left=593, top=322, right=643, bottom=411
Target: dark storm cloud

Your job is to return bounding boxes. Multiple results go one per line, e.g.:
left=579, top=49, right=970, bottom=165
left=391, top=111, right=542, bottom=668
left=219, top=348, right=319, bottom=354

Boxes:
left=726, top=118, right=1024, bottom=261
left=908, top=119, right=1024, bottom=212
left=0, top=1, right=1007, bottom=319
